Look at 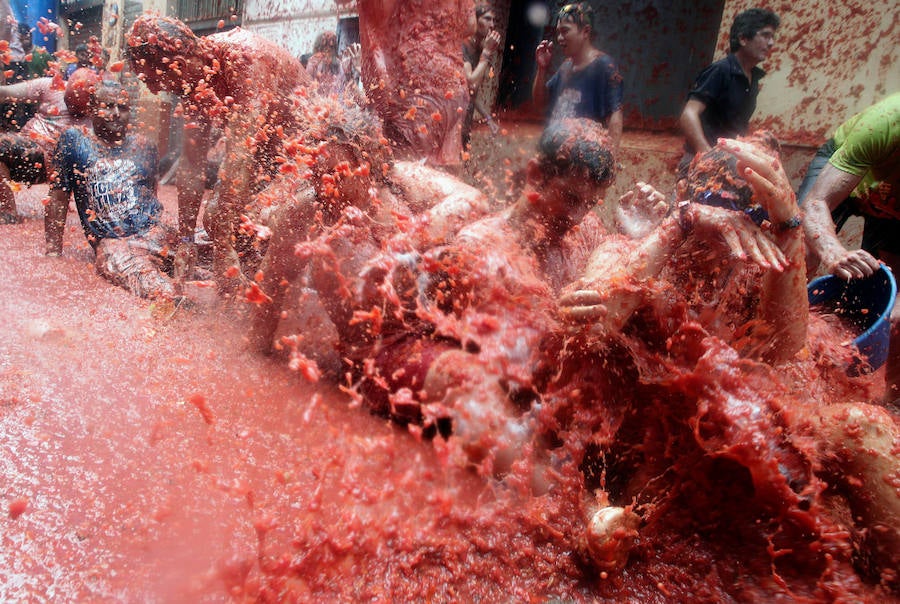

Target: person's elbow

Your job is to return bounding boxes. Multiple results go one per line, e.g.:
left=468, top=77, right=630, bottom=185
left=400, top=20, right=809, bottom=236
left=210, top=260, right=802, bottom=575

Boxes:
left=678, top=106, right=697, bottom=134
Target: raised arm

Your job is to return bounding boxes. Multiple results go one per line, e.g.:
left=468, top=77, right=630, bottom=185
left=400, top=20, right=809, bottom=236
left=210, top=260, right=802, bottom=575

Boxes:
left=464, top=30, right=500, bottom=91
left=531, top=40, right=553, bottom=113
left=724, top=138, right=808, bottom=362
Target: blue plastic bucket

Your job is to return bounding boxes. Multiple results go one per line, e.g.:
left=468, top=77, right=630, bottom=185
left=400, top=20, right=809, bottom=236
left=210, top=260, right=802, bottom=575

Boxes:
left=807, top=265, right=897, bottom=372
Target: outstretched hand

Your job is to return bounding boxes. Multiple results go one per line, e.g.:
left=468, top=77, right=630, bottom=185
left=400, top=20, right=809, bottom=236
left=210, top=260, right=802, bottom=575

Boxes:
left=341, top=42, right=362, bottom=75
left=615, top=181, right=669, bottom=239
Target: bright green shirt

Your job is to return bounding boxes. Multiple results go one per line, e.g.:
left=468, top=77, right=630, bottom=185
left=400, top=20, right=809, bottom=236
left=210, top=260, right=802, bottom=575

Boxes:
left=830, top=92, right=900, bottom=217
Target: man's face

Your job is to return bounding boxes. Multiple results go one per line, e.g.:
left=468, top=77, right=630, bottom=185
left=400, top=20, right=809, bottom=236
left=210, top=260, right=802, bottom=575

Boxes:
left=740, top=26, right=776, bottom=64
left=92, top=88, right=131, bottom=144
left=555, top=16, right=590, bottom=58
left=76, top=48, right=91, bottom=66
left=536, top=168, right=605, bottom=235
left=476, top=11, right=496, bottom=37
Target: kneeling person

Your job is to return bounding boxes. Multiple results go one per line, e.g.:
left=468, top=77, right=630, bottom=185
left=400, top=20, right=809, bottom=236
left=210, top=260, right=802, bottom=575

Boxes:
left=45, top=80, right=180, bottom=300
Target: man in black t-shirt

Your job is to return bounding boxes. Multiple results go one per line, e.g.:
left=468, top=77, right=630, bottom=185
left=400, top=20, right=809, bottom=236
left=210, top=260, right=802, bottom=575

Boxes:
left=677, top=8, right=780, bottom=179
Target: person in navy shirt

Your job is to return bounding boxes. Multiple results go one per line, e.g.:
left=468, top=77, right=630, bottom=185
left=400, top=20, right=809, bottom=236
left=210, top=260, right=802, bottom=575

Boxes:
left=45, top=80, right=182, bottom=301
left=532, top=2, right=623, bottom=152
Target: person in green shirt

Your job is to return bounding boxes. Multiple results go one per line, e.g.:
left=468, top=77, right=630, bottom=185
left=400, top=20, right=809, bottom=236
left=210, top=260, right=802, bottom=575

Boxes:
left=798, top=92, right=900, bottom=401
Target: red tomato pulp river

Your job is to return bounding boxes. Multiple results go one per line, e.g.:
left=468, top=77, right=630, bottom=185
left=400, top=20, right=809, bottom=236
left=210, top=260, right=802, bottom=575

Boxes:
left=0, top=186, right=585, bottom=601
left=1, top=180, right=897, bottom=602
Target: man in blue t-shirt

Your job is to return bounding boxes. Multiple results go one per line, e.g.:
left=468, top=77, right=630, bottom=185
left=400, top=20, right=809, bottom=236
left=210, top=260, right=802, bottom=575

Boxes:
left=677, top=8, right=780, bottom=178
left=45, top=80, right=182, bottom=301
left=532, top=2, right=623, bottom=152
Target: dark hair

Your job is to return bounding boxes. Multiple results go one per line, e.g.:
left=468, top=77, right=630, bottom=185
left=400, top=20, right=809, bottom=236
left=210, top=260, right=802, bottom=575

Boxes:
left=538, top=118, right=614, bottom=185
left=89, top=79, right=127, bottom=106
left=313, top=31, right=337, bottom=54
left=730, top=8, right=779, bottom=53
left=16, top=23, right=31, bottom=36
left=686, top=131, right=780, bottom=225
left=75, top=43, right=89, bottom=53
left=557, top=2, right=595, bottom=36
left=475, top=4, right=494, bottom=19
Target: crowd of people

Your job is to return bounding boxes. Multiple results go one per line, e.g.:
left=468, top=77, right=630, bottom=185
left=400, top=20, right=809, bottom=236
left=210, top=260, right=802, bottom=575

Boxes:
left=0, top=2, right=896, bottom=596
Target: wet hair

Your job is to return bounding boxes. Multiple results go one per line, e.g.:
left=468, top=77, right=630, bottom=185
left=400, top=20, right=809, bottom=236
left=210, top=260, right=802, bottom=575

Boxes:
left=75, top=43, right=89, bottom=54
left=475, top=4, right=495, bottom=19
left=64, top=67, right=101, bottom=116
left=300, top=96, right=391, bottom=176
left=313, top=31, right=338, bottom=54
left=537, top=118, right=615, bottom=185
left=730, top=8, right=779, bottom=53
left=686, top=131, right=780, bottom=225
left=89, top=79, right=127, bottom=108
left=16, top=23, right=31, bottom=37
left=557, top=2, right=595, bottom=36
left=126, top=15, right=199, bottom=60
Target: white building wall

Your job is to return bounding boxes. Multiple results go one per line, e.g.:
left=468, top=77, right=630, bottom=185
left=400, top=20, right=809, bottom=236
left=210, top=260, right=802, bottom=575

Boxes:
left=242, top=0, right=355, bottom=59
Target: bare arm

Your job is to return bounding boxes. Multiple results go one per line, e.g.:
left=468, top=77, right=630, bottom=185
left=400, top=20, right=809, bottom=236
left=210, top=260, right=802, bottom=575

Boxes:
left=531, top=40, right=553, bottom=112
left=44, top=187, right=70, bottom=256
left=464, top=31, right=500, bottom=91
left=607, top=108, right=623, bottom=154
left=561, top=202, right=789, bottom=338
left=0, top=80, right=39, bottom=103
left=679, top=98, right=710, bottom=154
left=801, top=162, right=879, bottom=280
left=726, top=138, right=808, bottom=362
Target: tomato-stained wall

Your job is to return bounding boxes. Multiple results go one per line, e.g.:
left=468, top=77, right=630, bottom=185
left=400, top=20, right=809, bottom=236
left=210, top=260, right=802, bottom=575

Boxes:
left=720, top=0, right=898, bottom=146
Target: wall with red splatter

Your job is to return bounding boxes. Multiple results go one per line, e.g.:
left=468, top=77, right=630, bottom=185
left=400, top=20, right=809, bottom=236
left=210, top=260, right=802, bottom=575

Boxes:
left=721, top=0, right=898, bottom=146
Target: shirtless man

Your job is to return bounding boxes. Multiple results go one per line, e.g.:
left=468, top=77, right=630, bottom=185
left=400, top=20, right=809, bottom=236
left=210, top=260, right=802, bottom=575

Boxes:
left=247, top=95, right=490, bottom=357
left=125, top=15, right=309, bottom=290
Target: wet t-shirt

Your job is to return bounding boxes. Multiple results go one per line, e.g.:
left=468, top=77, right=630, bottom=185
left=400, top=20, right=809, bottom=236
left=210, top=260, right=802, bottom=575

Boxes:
left=53, top=128, right=161, bottom=242
left=830, top=92, right=900, bottom=219
left=546, top=54, right=623, bottom=125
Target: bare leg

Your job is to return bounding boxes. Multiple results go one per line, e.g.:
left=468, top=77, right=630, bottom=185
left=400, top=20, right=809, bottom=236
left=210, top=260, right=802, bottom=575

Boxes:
left=423, top=349, right=531, bottom=477
left=814, top=403, right=900, bottom=582
left=173, top=122, right=212, bottom=286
